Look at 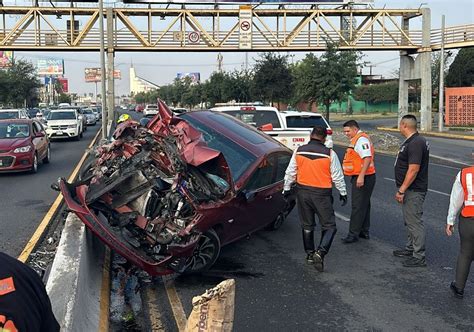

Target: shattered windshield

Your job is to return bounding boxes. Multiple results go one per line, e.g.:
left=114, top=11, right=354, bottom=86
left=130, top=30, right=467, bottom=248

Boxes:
left=180, top=114, right=257, bottom=181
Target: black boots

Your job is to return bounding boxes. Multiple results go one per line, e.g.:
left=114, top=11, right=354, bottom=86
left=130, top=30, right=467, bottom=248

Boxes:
left=450, top=282, right=464, bottom=299
left=309, top=228, right=337, bottom=272
left=302, top=229, right=315, bottom=264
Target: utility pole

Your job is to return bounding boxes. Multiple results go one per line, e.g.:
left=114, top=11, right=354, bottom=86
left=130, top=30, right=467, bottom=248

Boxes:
left=217, top=53, right=223, bottom=72
left=438, top=15, right=445, bottom=132
left=99, top=0, right=107, bottom=139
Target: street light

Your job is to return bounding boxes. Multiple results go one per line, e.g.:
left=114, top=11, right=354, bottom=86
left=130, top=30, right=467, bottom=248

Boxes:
left=99, top=0, right=107, bottom=139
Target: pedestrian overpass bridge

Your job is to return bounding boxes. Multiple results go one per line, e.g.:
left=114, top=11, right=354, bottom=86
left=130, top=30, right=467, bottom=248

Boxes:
left=0, top=6, right=472, bottom=52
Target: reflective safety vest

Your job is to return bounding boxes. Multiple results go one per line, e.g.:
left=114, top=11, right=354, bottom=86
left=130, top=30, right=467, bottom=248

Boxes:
left=343, top=132, right=376, bottom=176
left=461, top=166, right=474, bottom=217
left=295, top=141, right=332, bottom=189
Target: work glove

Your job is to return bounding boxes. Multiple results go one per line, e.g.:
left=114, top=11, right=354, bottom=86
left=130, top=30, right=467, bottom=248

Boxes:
left=339, top=194, right=348, bottom=206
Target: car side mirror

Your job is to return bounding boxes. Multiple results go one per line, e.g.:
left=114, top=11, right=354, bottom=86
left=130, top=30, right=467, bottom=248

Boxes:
left=258, top=123, right=273, bottom=131
left=35, top=131, right=45, bottom=137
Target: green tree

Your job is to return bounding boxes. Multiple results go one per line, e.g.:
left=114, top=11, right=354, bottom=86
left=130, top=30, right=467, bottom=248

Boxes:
left=1, top=60, right=40, bottom=107
left=315, top=43, right=360, bottom=120
left=446, top=47, right=474, bottom=87
left=58, top=93, right=71, bottom=104
left=353, top=84, right=372, bottom=113
left=202, top=72, right=233, bottom=106
left=252, top=53, right=293, bottom=106
left=290, top=53, right=321, bottom=109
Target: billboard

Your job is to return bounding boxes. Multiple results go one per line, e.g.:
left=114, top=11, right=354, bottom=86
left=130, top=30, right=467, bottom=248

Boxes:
left=57, top=77, right=69, bottom=93
left=37, top=59, right=64, bottom=76
left=0, top=51, right=14, bottom=69
left=85, top=68, right=121, bottom=82
left=177, top=72, right=200, bottom=84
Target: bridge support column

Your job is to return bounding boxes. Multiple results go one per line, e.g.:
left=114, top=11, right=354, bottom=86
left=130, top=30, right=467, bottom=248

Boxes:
left=419, top=7, right=432, bottom=132
left=398, top=53, right=411, bottom=127
left=106, top=8, right=115, bottom=126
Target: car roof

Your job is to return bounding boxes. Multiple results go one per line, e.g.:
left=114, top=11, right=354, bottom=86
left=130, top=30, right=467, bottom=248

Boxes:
left=0, top=118, right=33, bottom=124
left=211, top=105, right=278, bottom=112
left=180, top=110, right=289, bottom=156
left=279, top=110, right=325, bottom=117
left=50, top=109, right=76, bottom=112
left=0, top=109, right=21, bottom=112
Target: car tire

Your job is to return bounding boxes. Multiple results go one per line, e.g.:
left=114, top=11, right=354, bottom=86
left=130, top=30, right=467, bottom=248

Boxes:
left=265, top=213, right=286, bottom=231
left=184, top=229, right=220, bottom=274
left=30, top=153, right=38, bottom=173
left=43, top=145, right=51, bottom=164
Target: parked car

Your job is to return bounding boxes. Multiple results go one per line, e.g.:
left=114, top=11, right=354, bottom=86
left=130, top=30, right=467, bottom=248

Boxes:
left=83, top=109, right=97, bottom=126
left=58, top=103, right=71, bottom=109
left=0, top=109, right=30, bottom=120
left=211, top=105, right=333, bottom=149
left=135, top=105, right=144, bottom=113
left=143, top=104, right=158, bottom=117
left=58, top=102, right=295, bottom=276
left=170, top=107, right=188, bottom=115
left=0, top=119, right=50, bottom=173
left=45, top=109, right=83, bottom=140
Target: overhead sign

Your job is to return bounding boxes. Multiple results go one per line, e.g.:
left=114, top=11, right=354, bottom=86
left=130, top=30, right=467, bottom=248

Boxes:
left=177, top=72, right=200, bottom=84
left=37, top=59, right=64, bottom=76
left=239, top=5, right=252, bottom=49
left=188, top=31, right=201, bottom=44
left=0, top=51, right=13, bottom=69
left=85, top=68, right=121, bottom=82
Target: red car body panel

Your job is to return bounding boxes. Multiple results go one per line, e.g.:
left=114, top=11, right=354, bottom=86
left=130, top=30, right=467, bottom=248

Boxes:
left=0, top=119, right=49, bottom=172
left=59, top=101, right=293, bottom=275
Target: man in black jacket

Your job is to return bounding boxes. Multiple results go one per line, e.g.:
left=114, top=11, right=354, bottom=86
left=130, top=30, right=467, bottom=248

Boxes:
left=0, top=252, right=60, bottom=331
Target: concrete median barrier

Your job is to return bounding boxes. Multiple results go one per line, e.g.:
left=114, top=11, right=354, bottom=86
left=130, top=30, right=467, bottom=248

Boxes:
left=46, top=213, right=107, bottom=331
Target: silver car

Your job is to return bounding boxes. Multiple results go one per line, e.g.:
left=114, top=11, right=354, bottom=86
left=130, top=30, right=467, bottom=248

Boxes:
left=83, top=109, right=97, bottom=125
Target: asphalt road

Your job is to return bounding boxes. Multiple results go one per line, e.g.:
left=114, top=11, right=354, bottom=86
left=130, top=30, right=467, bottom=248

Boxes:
left=146, top=147, right=473, bottom=331
left=0, top=124, right=101, bottom=257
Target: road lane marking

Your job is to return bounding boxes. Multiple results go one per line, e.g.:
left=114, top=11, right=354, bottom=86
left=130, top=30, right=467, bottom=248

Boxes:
left=144, top=285, right=165, bottom=331
left=163, top=276, right=187, bottom=331
left=98, top=246, right=111, bottom=332
left=430, top=154, right=469, bottom=168
left=18, top=128, right=102, bottom=262
left=383, top=177, right=450, bottom=197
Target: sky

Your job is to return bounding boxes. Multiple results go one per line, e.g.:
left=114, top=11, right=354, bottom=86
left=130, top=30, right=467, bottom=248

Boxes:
left=7, top=0, right=474, bottom=96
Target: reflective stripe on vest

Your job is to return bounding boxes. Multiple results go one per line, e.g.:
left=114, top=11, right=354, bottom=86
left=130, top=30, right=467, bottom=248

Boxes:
left=461, top=166, right=474, bottom=217
left=342, top=132, right=376, bottom=176
left=296, top=151, right=332, bottom=189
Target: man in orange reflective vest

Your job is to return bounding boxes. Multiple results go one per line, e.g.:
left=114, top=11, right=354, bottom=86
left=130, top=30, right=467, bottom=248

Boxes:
left=341, top=120, right=376, bottom=243
left=446, top=152, right=474, bottom=299
left=283, top=126, right=347, bottom=272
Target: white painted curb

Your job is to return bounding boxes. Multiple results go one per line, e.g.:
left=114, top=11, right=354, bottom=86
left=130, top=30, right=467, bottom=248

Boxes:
left=46, top=213, right=106, bottom=331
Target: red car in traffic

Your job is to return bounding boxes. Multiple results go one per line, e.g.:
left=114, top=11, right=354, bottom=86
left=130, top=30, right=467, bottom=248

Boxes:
left=58, top=100, right=295, bottom=275
left=0, top=119, right=51, bottom=173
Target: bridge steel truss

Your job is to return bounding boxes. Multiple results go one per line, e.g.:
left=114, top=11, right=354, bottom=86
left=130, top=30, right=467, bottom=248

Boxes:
left=0, top=5, right=473, bottom=131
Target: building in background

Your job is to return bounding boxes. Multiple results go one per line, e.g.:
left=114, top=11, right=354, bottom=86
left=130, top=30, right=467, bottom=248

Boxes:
left=129, top=64, right=159, bottom=95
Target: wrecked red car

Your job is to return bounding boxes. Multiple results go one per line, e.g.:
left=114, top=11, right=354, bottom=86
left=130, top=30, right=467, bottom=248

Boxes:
left=58, top=101, right=295, bottom=275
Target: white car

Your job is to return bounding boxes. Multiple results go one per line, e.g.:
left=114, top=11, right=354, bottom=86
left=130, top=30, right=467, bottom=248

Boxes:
left=143, top=104, right=158, bottom=117
left=45, top=109, right=83, bottom=140
left=211, top=105, right=333, bottom=149
left=0, top=109, right=30, bottom=120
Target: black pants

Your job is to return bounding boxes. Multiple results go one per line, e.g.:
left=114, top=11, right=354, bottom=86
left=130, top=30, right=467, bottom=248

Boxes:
left=349, top=174, right=376, bottom=236
left=297, top=188, right=336, bottom=231
left=455, top=216, right=474, bottom=289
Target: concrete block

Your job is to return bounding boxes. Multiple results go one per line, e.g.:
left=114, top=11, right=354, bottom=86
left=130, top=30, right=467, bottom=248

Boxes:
left=46, top=213, right=106, bottom=331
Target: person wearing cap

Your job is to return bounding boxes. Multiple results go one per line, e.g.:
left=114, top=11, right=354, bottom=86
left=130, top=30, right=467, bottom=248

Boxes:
left=117, top=113, right=131, bottom=124
left=445, top=151, right=474, bottom=299
left=283, top=126, right=347, bottom=272
left=341, top=120, right=376, bottom=243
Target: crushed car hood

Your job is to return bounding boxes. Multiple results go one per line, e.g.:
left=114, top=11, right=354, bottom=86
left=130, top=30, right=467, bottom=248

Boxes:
left=57, top=100, right=234, bottom=275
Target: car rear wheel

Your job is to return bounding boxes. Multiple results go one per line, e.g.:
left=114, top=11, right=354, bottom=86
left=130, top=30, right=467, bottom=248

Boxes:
left=30, top=153, right=38, bottom=173
left=43, top=145, right=51, bottom=164
left=184, top=229, right=220, bottom=274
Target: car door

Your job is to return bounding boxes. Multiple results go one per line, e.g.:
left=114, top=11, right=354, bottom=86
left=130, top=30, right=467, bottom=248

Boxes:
left=32, top=121, right=47, bottom=159
left=233, top=155, right=280, bottom=236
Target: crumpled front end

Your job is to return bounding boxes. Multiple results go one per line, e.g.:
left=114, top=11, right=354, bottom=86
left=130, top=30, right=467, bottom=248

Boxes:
left=59, top=103, right=233, bottom=275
